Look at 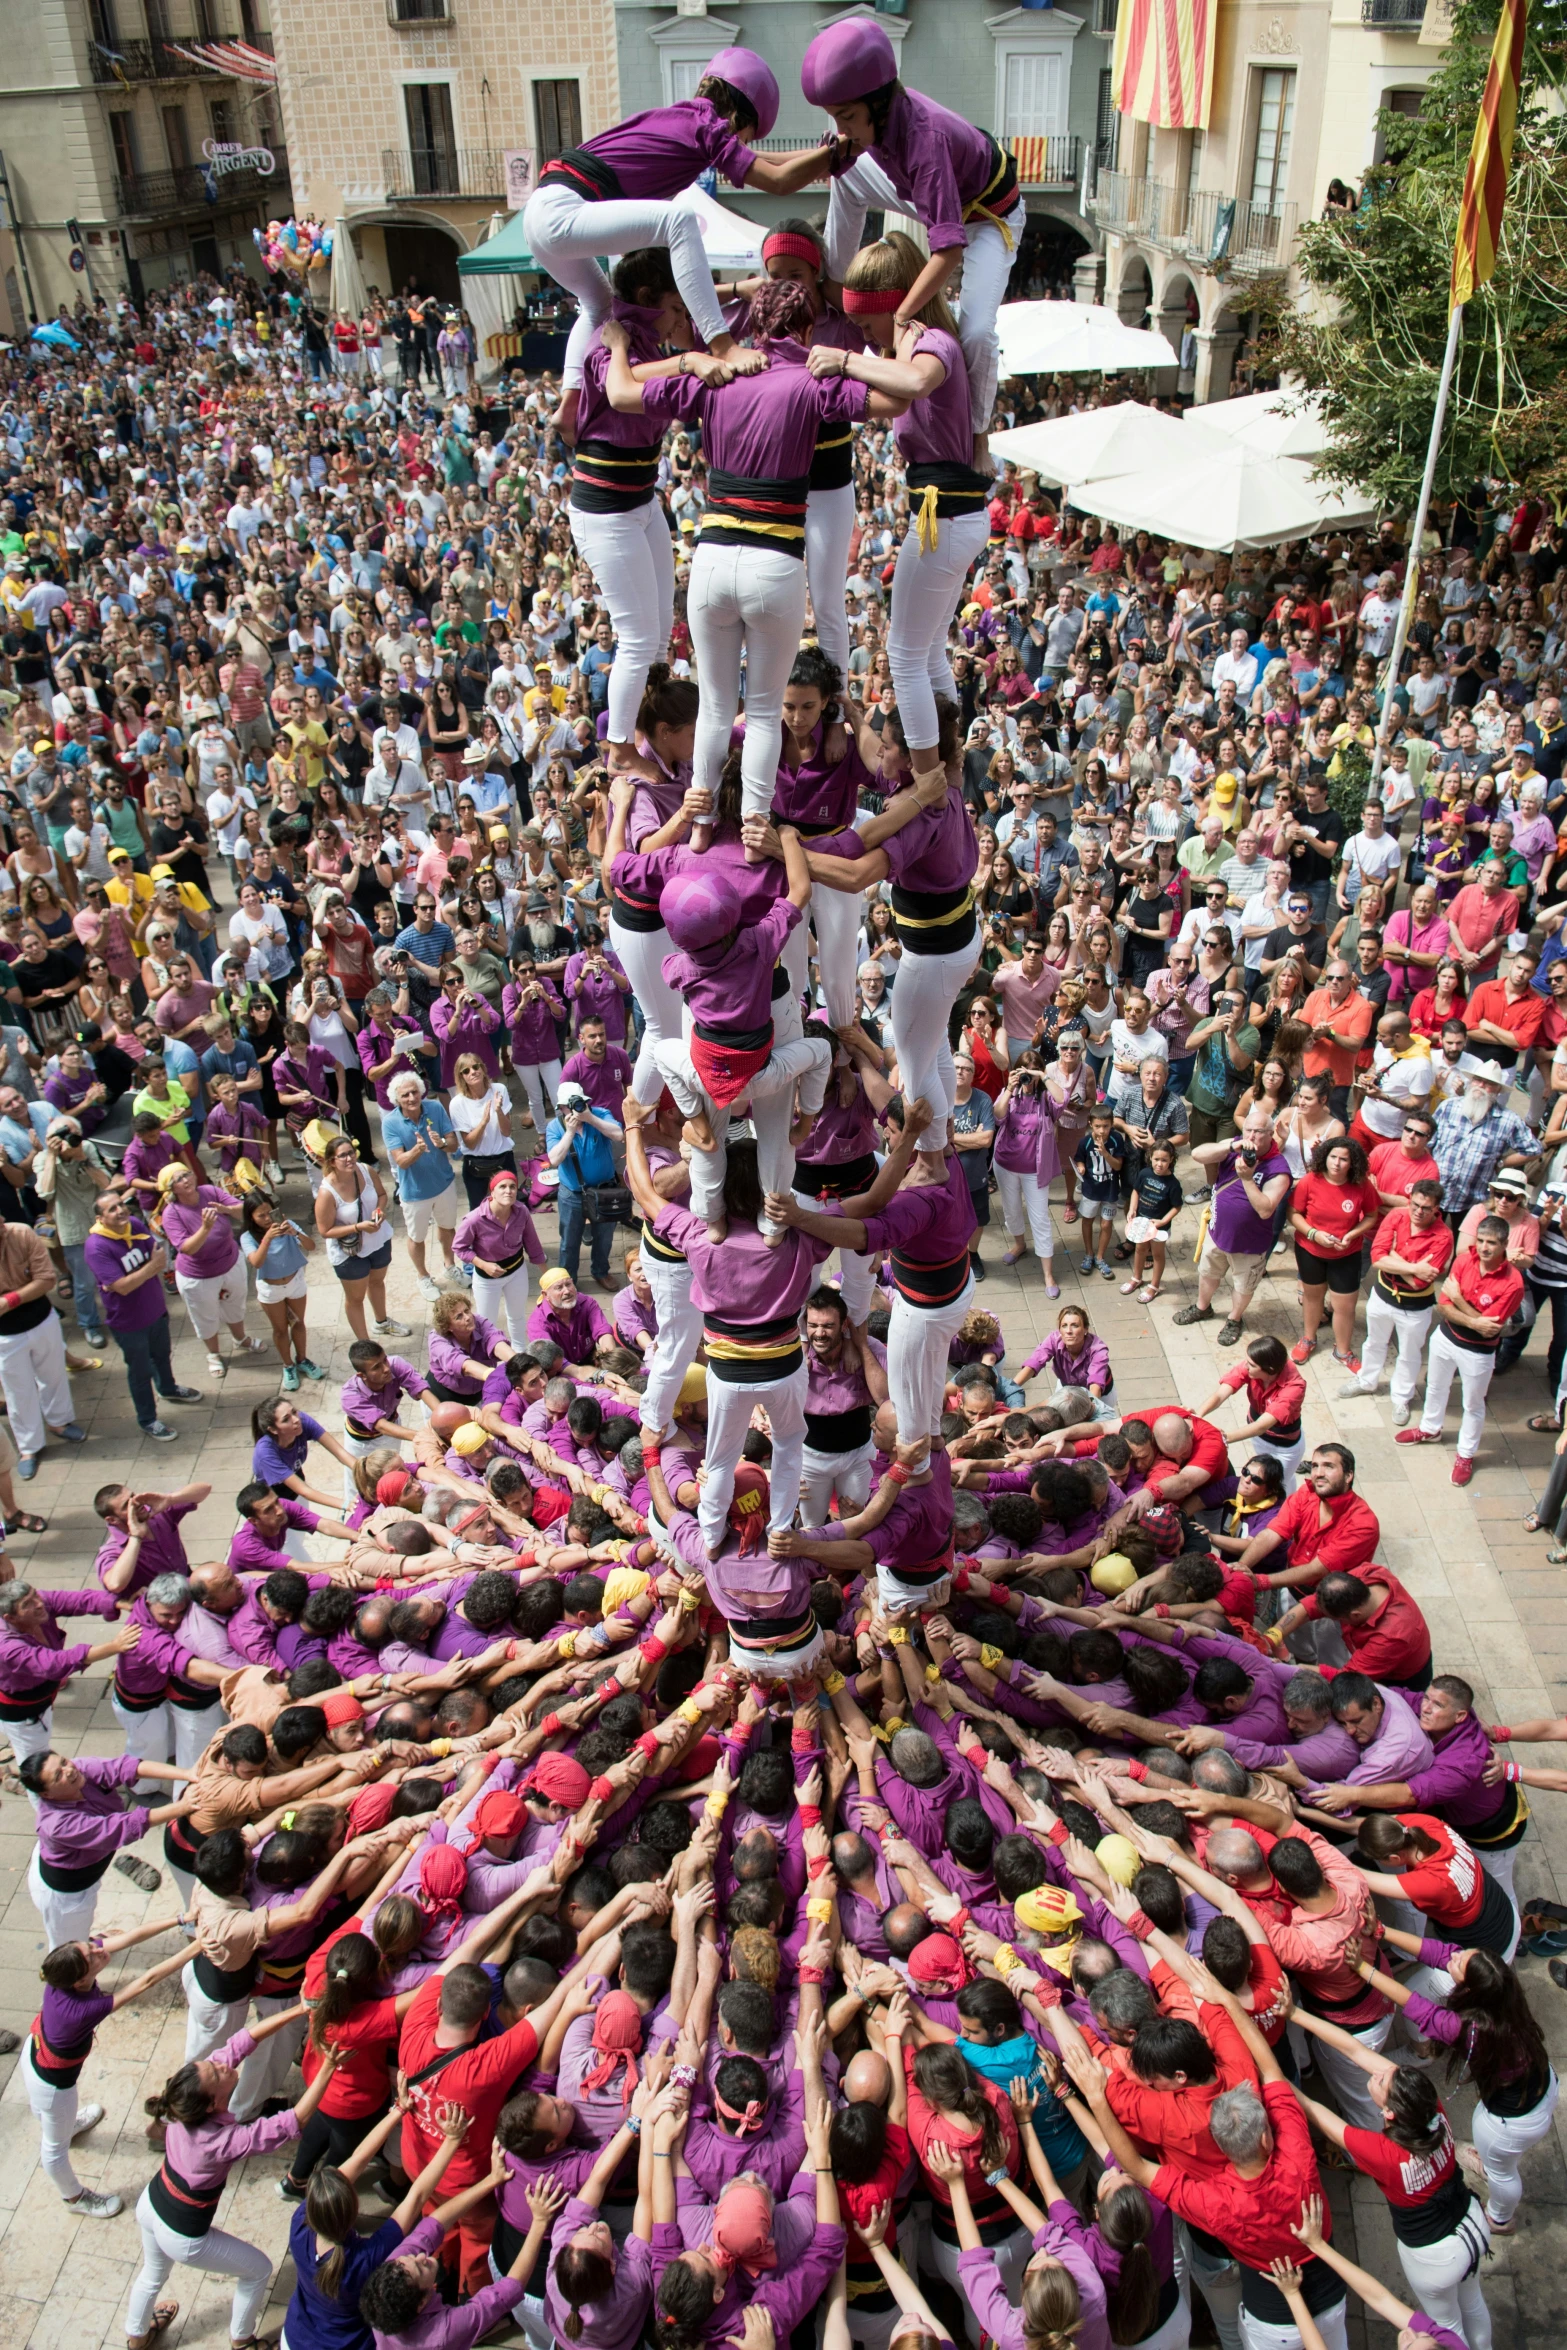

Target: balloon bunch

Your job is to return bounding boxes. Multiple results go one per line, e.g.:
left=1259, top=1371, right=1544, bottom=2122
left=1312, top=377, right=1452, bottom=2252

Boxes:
left=253, top=216, right=334, bottom=276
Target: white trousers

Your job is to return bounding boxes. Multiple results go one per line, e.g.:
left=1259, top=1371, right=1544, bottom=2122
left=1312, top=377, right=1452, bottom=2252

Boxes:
left=889, top=942, right=979, bottom=1136
left=888, top=510, right=992, bottom=749
left=112, top=1694, right=174, bottom=1784
left=995, top=1165, right=1056, bottom=1260
left=890, top=1271, right=976, bottom=1441
left=1419, top=1325, right=1496, bottom=1458
left=688, top=542, right=807, bottom=819
left=1357, top=1290, right=1433, bottom=1412
left=792, top=1189, right=882, bottom=1325
left=654, top=1034, right=830, bottom=1223
left=809, top=881, right=864, bottom=1033
left=1240, top=2301, right=1348, bottom=2350
left=699, top=1363, right=808, bottom=1548
left=570, top=501, right=676, bottom=744
left=27, top=1846, right=99, bottom=1954
left=1472, top=2067, right=1559, bottom=2225
left=1251, top=1430, right=1306, bottom=1494
left=1394, top=2209, right=1492, bottom=2350
left=173, top=1701, right=219, bottom=1778
left=955, top=199, right=1028, bottom=433
left=472, top=1262, right=531, bottom=1346
left=800, top=1438, right=875, bottom=1529
left=127, top=2185, right=273, bottom=2344
left=27, top=2057, right=83, bottom=2200
left=1306, top=2009, right=1391, bottom=2131
left=522, top=183, right=728, bottom=387
left=805, top=482, right=856, bottom=677
left=639, top=1251, right=703, bottom=1438
left=515, top=1056, right=563, bottom=1136
left=232, top=1993, right=304, bottom=2120
left=0, top=1309, right=73, bottom=1459
left=175, top=1264, right=247, bottom=1347
left=1478, top=1842, right=1518, bottom=1905
left=182, top=1962, right=249, bottom=2064
left=612, top=916, right=685, bottom=1108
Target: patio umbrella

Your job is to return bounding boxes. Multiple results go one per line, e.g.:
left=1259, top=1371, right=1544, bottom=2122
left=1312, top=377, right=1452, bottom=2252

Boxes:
left=1079, top=442, right=1377, bottom=552
left=990, top=400, right=1223, bottom=488
left=1191, top=387, right=1330, bottom=461
left=328, top=218, right=367, bottom=320
left=997, top=301, right=1178, bottom=377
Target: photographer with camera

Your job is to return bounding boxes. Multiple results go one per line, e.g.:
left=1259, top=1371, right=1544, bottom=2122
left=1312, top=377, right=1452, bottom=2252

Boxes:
left=1174, top=1104, right=1293, bottom=1347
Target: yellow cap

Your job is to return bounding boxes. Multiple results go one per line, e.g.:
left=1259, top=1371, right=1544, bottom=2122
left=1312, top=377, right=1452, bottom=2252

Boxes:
left=1091, top=1551, right=1139, bottom=1596
left=450, top=1421, right=489, bottom=1456
left=1096, top=1834, right=1140, bottom=1887
left=601, top=1565, right=651, bottom=1616
left=1015, top=1886, right=1083, bottom=1935
left=678, top=1363, right=708, bottom=1406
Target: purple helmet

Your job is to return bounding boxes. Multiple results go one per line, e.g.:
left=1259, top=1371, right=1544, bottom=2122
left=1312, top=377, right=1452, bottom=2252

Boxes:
left=705, top=46, right=780, bottom=141
left=801, top=19, right=897, bottom=109
left=661, top=869, right=742, bottom=954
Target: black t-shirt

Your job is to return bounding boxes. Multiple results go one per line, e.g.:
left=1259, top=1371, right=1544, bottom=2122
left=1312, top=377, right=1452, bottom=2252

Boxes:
left=11, top=948, right=79, bottom=1013
left=148, top=817, right=209, bottom=895
left=1287, top=809, right=1345, bottom=889
left=1450, top=643, right=1502, bottom=711
left=1261, top=921, right=1328, bottom=975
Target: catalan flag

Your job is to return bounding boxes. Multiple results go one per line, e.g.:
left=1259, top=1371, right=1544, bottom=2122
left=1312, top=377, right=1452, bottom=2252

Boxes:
left=1110, top=0, right=1216, bottom=130
left=1450, top=0, right=1528, bottom=311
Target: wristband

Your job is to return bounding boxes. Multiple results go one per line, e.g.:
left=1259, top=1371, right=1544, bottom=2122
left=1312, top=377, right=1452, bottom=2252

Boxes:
left=1502, top=1760, right=1522, bottom=1781
left=985, top=2166, right=1010, bottom=2188
left=641, top=1443, right=662, bottom=1466
left=679, top=1697, right=705, bottom=1726
left=0, top=1292, right=18, bottom=1313
left=1045, top=1819, right=1069, bottom=1847
left=992, top=1943, right=1021, bottom=1974
left=669, top=2062, right=698, bottom=2091
left=887, top=1626, right=911, bottom=1647
left=882, top=1715, right=906, bottom=1737
left=979, top=1644, right=1005, bottom=1672
left=1124, top=1758, right=1149, bottom=1781
left=807, top=1853, right=831, bottom=1881
left=952, top=1566, right=971, bottom=1593
left=1153, top=1603, right=1171, bottom=1619
left=806, top=1896, right=835, bottom=1924
left=949, top=1905, right=972, bottom=1935
left=625, top=2114, right=642, bottom=2136
left=1492, top=1724, right=1513, bottom=1741
left=678, top=1589, right=700, bottom=1613
left=541, top=1713, right=563, bottom=1736
left=854, top=1980, right=872, bottom=2002
left=640, top=1635, right=669, bottom=1665
left=632, top=1732, right=659, bottom=1759
left=589, top=1775, right=616, bottom=1804
left=798, top=1964, right=828, bottom=1986
left=428, top=1738, right=453, bottom=1758
left=705, top=1791, right=731, bottom=1821
left=798, top=1803, right=822, bottom=1830
left=821, top=1667, right=846, bottom=1696
left=925, top=1662, right=942, bottom=1684
left=886, top=1463, right=912, bottom=1488
left=556, top=1630, right=578, bottom=1660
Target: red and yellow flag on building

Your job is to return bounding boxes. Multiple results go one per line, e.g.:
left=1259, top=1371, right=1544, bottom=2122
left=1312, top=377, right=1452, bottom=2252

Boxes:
left=1450, top=0, right=1528, bottom=310
left=1111, top=0, right=1217, bottom=130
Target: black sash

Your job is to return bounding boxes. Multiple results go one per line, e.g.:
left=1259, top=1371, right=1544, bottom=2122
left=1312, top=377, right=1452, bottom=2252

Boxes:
left=539, top=146, right=623, bottom=201
left=701, top=469, right=810, bottom=558
left=571, top=438, right=660, bottom=514
left=37, top=1852, right=108, bottom=1893
left=149, top=2153, right=225, bottom=2238
left=805, top=1403, right=873, bottom=1454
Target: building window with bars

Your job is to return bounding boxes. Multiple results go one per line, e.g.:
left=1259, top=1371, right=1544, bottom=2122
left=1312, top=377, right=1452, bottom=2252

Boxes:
left=1249, top=67, right=1294, bottom=213
left=404, top=82, right=457, bottom=194
left=1095, top=65, right=1120, bottom=167
left=533, top=79, right=581, bottom=164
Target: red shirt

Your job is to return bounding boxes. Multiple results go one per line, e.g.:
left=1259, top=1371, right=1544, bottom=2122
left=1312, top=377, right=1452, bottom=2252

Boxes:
left=1370, top=1205, right=1455, bottom=1298
left=1384, top=1813, right=1485, bottom=1930
left=1090, top=2000, right=1256, bottom=2177
left=1301, top=1563, right=1431, bottom=1683
left=1447, top=882, right=1520, bottom=972
left=1139, top=1407, right=1230, bottom=1493
left=1343, top=2112, right=1459, bottom=2210
left=1153, top=2082, right=1328, bottom=2271
left=1292, top=1171, right=1381, bottom=1257
left=1446, top=1248, right=1526, bottom=1351
left=1265, top=1483, right=1380, bottom=1577
left=1463, top=977, right=1549, bottom=1052
left=397, top=1975, right=539, bottom=2190
left=1368, top=1140, right=1442, bottom=1201
left=840, top=2120, right=912, bottom=2254
left=1218, top=1360, right=1306, bottom=1437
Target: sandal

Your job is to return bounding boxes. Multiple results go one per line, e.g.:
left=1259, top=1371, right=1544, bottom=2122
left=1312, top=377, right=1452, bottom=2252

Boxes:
left=1528, top=1415, right=1563, bottom=1434
left=1550, top=1545, right=1567, bottom=1566
left=1139, top=1285, right=1161, bottom=1303
left=1523, top=1511, right=1545, bottom=1533
left=2, top=1512, right=46, bottom=1535
left=129, top=2306, right=180, bottom=2350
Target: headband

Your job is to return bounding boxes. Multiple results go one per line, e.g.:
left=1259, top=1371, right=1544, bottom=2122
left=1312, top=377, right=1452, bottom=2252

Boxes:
left=841, top=285, right=904, bottom=316
left=762, top=232, right=822, bottom=269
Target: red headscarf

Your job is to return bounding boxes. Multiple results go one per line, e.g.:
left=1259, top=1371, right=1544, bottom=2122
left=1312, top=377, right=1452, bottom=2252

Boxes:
left=714, top=2080, right=768, bottom=2135
left=711, top=2181, right=777, bottom=2276
left=528, top=1751, right=591, bottom=1809
left=346, top=1783, right=396, bottom=1838
left=416, top=1843, right=468, bottom=1926
left=907, top=1932, right=972, bottom=1995
left=376, top=1468, right=412, bottom=1507
left=727, top=1463, right=770, bottom=1556
left=580, top=1989, right=643, bottom=2105
left=464, top=1788, right=528, bottom=1856
left=320, top=1690, right=365, bottom=1729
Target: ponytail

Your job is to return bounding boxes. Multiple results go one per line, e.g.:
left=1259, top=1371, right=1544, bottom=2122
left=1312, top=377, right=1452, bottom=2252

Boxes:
left=635, top=664, right=700, bottom=743
left=144, top=2063, right=213, bottom=2131
left=1097, top=2182, right=1159, bottom=2346
left=1020, top=2262, right=1083, bottom=2350
left=305, top=2166, right=361, bottom=2301
left=553, top=2244, right=616, bottom=2340
left=911, top=2045, right=1008, bottom=2176
left=309, top=1932, right=382, bottom=2055
left=655, top=2258, right=718, bottom=2350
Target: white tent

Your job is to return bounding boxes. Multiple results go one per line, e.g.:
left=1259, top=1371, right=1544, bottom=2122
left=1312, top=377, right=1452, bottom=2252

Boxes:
left=670, top=183, right=766, bottom=273
left=1190, top=386, right=1330, bottom=462
left=1078, top=441, right=1377, bottom=552
left=990, top=401, right=1224, bottom=488
left=328, top=216, right=367, bottom=320
left=997, top=301, right=1179, bottom=377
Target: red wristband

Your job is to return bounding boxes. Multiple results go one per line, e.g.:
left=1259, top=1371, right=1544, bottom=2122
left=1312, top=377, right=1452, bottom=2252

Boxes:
left=1045, top=1820, right=1069, bottom=1847
left=589, top=1774, right=616, bottom=1804
left=635, top=1731, right=661, bottom=1758
left=806, top=1854, right=830, bottom=1881
left=798, top=1964, right=828, bottom=1986
left=1125, top=1759, right=1149, bottom=1782
left=953, top=1566, right=971, bottom=1592
left=1492, top=1724, right=1513, bottom=1742
left=640, top=1635, right=669, bottom=1665
left=1153, top=1603, right=1171, bottom=1619
left=798, top=1803, right=822, bottom=1830
left=1, top=1292, right=19, bottom=1313
left=886, top=1463, right=911, bottom=1487
left=514, top=1550, right=538, bottom=1570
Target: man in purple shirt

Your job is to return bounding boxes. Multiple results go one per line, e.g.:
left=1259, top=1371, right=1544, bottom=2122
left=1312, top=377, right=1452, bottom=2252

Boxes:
left=559, top=1020, right=634, bottom=1124
left=1308, top=1672, right=1525, bottom=1901
left=0, top=1580, right=130, bottom=1762
left=26, top=1748, right=187, bottom=1950
left=93, top=1482, right=211, bottom=1598
left=563, top=949, right=634, bottom=1044
left=111, top=1571, right=228, bottom=1777
left=229, top=1483, right=364, bottom=1581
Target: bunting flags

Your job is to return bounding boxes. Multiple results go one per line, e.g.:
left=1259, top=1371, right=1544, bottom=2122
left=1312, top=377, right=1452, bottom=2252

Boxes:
left=1110, top=0, right=1216, bottom=130
left=1450, top=0, right=1527, bottom=310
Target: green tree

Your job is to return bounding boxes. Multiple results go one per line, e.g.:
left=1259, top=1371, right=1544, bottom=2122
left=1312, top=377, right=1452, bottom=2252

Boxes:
left=1268, top=0, right=1567, bottom=509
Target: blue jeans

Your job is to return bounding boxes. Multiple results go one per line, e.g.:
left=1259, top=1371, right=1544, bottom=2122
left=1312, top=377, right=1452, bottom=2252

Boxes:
left=60, top=1242, right=102, bottom=1336
left=112, top=1313, right=179, bottom=1429
left=557, top=1183, right=613, bottom=1284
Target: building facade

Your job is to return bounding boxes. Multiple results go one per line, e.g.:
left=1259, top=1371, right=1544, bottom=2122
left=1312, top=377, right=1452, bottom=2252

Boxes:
left=0, top=0, right=289, bottom=311
left=268, top=0, right=619, bottom=308
left=613, top=0, right=1113, bottom=297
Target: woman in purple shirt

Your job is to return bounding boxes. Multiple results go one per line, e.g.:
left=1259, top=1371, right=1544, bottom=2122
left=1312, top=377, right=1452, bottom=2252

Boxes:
left=453, top=1170, right=546, bottom=1346
left=611, top=1251, right=658, bottom=1359
left=773, top=644, right=880, bottom=1030
left=42, top=1039, right=109, bottom=1135
left=991, top=1056, right=1059, bottom=1289
left=426, top=1291, right=515, bottom=1404
left=502, top=954, right=567, bottom=1140
left=155, top=1160, right=266, bottom=1380
left=30, top=1918, right=193, bottom=2219
left=604, top=670, right=702, bottom=1110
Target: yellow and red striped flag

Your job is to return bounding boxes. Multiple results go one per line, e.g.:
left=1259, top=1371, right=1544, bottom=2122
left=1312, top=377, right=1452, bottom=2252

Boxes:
left=1111, top=0, right=1216, bottom=130
left=1450, top=0, right=1528, bottom=310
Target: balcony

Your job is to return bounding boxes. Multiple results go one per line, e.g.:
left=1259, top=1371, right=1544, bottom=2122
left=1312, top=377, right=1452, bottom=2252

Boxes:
left=382, top=145, right=503, bottom=200
left=1093, top=0, right=1119, bottom=30
left=116, top=142, right=288, bottom=215
left=1361, top=0, right=1425, bottom=23
left=90, top=28, right=271, bottom=79
left=1008, top=133, right=1080, bottom=188
left=1089, top=170, right=1297, bottom=272
left=386, top=0, right=451, bottom=22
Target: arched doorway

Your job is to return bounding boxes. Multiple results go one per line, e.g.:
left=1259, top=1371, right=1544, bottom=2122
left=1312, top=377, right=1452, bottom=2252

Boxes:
left=1115, top=254, right=1152, bottom=330
left=1017, top=214, right=1092, bottom=301
left=383, top=222, right=462, bottom=305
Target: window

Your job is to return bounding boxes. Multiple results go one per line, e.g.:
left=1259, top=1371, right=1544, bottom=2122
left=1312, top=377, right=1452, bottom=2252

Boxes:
left=109, top=111, right=137, bottom=182
left=1095, top=65, right=1120, bottom=167
left=1249, top=67, right=1294, bottom=212
left=533, top=79, right=581, bottom=164
left=668, top=57, right=705, bottom=102
left=1184, top=128, right=1205, bottom=197
left=1002, top=50, right=1063, bottom=138
left=162, top=104, right=190, bottom=169
left=209, top=98, right=233, bottom=145
left=89, top=0, right=118, bottom=49
left=404, top=82, right=457, bottom=193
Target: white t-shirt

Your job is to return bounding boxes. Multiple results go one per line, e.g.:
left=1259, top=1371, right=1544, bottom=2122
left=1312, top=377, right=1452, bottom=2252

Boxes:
left=1340, top=828, right=1402, bottom=902
left=448, top=1083, right=512, bottom=1158
left=207, top=782, right=258, bottom=855
left=228, top=902, right=291, bottom=979
left=1361, top=1040, right=1436, bottom=1139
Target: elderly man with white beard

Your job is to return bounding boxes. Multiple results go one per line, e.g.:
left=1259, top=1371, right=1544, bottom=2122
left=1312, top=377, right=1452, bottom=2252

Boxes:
left=1429, top=1056, right=1537, bottom=1220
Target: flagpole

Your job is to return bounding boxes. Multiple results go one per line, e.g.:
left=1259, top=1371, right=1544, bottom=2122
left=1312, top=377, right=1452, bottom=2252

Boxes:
left=1370, top=300, right=1463, bottom=793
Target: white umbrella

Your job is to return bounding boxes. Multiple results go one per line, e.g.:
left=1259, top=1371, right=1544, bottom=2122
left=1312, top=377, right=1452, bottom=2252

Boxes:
left=997, top=301, right=1179, bottom=377
left=990, top=401, right=1224, bottom=488
left=1080, top=443, right=1377, bottom=553
left=328, top=217, right=367, bottom=319
left=1190, top=387, right=1330, bottom=461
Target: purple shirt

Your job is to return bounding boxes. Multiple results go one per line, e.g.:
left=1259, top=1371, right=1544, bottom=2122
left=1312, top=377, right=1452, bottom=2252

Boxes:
left=663, top=898, right=798, bottom=1035
left=1405, top=1708, right=1504, bottom=1830
left=772, top=721, right=875, bottom=833
left=960, top=2217, right=1109, bottom=2350
left=205, top=1100, right=266, bottom=1172
left=643, top=342, right=866, bottom=484
left=83, top=1220, right=168, bottom=1334
left=574, top=96, right=756, bottom=201
left=502, top=976, right=566, bottom=1064
left=0, top=1588, right=117, bottom=1706
left=160, top=1185, right=241, bottom=1280
left=341, top=1355, right=428, bottom=1440
left=1210, top=1147, right=1292, bottom=1255
left=253, top=1410, right=324, bottom=1490
left=893, top=326, right=974, bottom=468
left=37, top=1753, right=151, bottom=1873
left=577, top=299, right=669, bottom=460
left=44, top=1067, right=105, bottom=1135
left=527, top=1291, right=612, bottom=1361
left=95, top=1498, right=195, bottom=1597
left=994, top=1088, right=1051, bottom=1178
left=1021, top=1329, right=1113, bottom=1390
left=560, top=1044, right=633, bottom=1121
left=543, top=2194, right=652, bottom=2350
left=658, top=1502, right=813, bottom=1627
left=453, top=1201, right=545, bottom=1276
left=860, top=1149, right=977, bottom=1272
left=612, top=1282, right=657, bottom=1350
left=157, top=2028, right=298, bottom=2188
left=795, top=1076, right=879, bottom=1176
left=805, top=1333, right=885, bottom=1420
left=430, top=996, right=500, bottom=1088
left=564, top=950, right=631, bottom=1043
left=427, top=1314, right=508, bottom=1397
left=879, top=782, right=979, bottom=899
left=656, top=1206, right=833, bottom=1323
left=228, top=1506, right=322, bottom=1592
left=861, top=84, right=1005, bottom=252
left=357, top=1013, right=436, bottom=1110
left=122, top=1131, right=179, bottom=1196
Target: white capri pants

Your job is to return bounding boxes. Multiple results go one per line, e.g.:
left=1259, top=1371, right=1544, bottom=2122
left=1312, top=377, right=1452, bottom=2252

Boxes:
left=888, top=510, right=992, bottom=750
left=1298, top=2009, right=1391, bottom=2132
left=470, top=1262, right=532, bottom=1346
left=955, top=198, right=1029, bottom=434
left=1419, top=1325, right=1497, bottom=1458
left=889, top=940, right=980, bottom=1138
left=792, top=1188, right=882, bottom=1325
left=639, top=1252, right=703, bottom=1438
left=232, top=1993, right=305, bottom=2119
left=127, top=2185, right=274, bottom=2345
left=699, top=1362, right=808, bottom=1549
left=522, top=182, right=728, bottom=388
left=890, top=1270, right=976, bottom=1442
left=1392, top=2207, right=1492, bottom=2350
left=175, top=1263, right=247, bottom=1347
left=570, top=501, right=676, bottom=744
left=1240, top=2297, right=1349, bottom=2350
left=1357, top=1291, right=1433, bottom=1412
left=27, top=2055, right=86, bottom=2201
left=800, top=1437, right=875, bottom=1529
left=688, top=541, right=807, bottom=820
left=112, top=1694, right=174, bottom=1781
left=654, top=1033, right=830, bottom=1225
left=0, top=1308, right=73, bottom=1460
left=995, top=1165, right=1055, bottom=1260
left=27, top=1847, right=101, bottom=1954
left=612, top=915, right=685, bottom=1108
left=182, top=1961, right=250, bottom=2065
left=805, top=482, right=856, bottom=678
left=1472, top=2067, right=1559, bottom=2226
left=514, top=1058, right=564, bottom=1138
left=1478, top=1841, right=1519, bottom=1907
left=809, top=882, right=864, bottom=1034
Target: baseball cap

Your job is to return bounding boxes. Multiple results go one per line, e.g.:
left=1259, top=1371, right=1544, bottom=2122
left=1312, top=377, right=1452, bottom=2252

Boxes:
left=150, top=864, right=177, bottom=883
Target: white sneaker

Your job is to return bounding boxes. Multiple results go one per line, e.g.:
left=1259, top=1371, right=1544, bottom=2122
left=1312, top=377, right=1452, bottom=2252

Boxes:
left=70, top=2102, right=104, bottom=2138
left=206, top=1352, right=226, bottom=1379
left=1391, top=1402, right=1410, bottom=1428
left=1336, top=1376, right=1369, bottom=1399
left=66, top=2187, right=121, bottom=2218
left=374, top=1318, right=413, bottom=1338
left=418, top=1274, right=441, bottom=1302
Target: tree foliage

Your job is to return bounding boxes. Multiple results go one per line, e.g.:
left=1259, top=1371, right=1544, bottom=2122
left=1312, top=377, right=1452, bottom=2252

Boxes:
left=1267, top=0, right=1567, bottom=510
